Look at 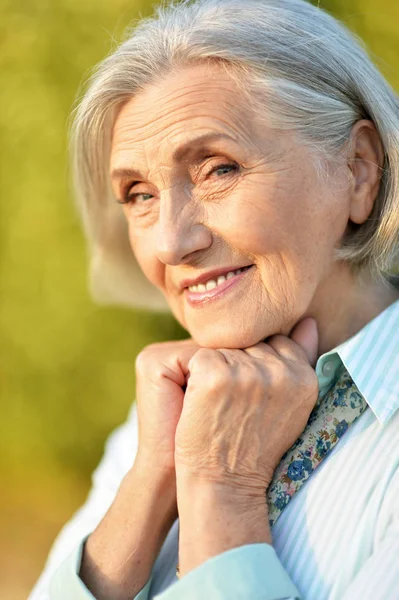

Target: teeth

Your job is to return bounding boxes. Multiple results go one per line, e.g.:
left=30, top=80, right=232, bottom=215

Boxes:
left=188, top=267, right=249, bottom=293
left=205, top=280, right=217, bottom=291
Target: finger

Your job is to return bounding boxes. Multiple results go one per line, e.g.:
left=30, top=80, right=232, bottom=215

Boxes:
left=240, top=342, right=279, bottom=361
left=166, top=342, right=202, bottom=378
left=289, top=317, right=319, bottom=367
left=262, top=334, right=300, bottom=363
left=185, top=349, right=231, bottom=397
left=187, top=347, right=228, bottom=374
left=265, top=318, right=318, bottom=366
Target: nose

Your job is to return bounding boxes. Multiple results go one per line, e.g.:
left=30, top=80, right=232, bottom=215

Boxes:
left=154, top=187, right=212, bottom=265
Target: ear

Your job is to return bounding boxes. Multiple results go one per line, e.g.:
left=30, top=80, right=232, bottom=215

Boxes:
left=347, top=120, right=384, bottom=225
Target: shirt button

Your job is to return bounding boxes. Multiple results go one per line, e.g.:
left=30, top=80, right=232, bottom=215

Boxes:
left=322, top=360, right=335, bottom=377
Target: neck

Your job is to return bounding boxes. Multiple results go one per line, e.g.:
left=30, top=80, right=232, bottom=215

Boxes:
left=306, top=263, right=399, bottom=358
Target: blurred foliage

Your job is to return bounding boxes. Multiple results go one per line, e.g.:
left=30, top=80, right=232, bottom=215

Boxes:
left=0, top=0, right=397, bottom=598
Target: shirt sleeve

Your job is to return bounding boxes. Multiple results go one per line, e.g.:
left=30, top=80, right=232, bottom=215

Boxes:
left=28, top=401, right=145, bottom=600
left=154, top=543, right=300, bottom=600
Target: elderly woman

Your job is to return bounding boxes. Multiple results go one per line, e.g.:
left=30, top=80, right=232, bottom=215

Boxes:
left=29, top=0, right=399, bottom=599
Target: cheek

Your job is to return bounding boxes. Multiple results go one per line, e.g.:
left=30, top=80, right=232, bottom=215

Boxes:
left=223, top=183, right=335, bottom=302
left=218, top=184, right=310, bottom=258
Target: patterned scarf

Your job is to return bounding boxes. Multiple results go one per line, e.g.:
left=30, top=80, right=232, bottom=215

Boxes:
left=267, top=364, right=368, bottom=526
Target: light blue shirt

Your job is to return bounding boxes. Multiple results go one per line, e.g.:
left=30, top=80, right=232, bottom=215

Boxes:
left=30, top=299, right=399, bottom=600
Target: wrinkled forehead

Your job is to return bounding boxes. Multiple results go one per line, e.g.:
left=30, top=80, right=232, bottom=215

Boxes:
left=110, top=63, right=260, bottom=172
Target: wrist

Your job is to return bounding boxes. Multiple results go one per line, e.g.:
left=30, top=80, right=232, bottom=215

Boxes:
left=127, top=458, right=178, bottom=526
left=87, top=462, right=177, bottom=560
left=80, top=461, right=178, bottom=600
left=176, top=477, right=272, bottom=576
left=134, top=449, right=176, bottom=484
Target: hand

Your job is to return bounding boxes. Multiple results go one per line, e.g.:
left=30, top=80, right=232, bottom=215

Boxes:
left=174, top=317, right=319, bottom=495
left=80, top=340, right=202, bottom=599
left=134, top=338, right=201, bottom=477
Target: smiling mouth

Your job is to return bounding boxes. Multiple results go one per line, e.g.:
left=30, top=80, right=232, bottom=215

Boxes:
left=184, top=264, right=254, bottom=306
left=186, top=265, right=253, bottom=293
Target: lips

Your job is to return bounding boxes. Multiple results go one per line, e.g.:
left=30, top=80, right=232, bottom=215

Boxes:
left=184, top=264, right=254, bottom=307
left=180, top=264, right=254, bottom=291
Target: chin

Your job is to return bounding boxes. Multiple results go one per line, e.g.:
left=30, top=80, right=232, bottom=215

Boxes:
left=189, top=322, right=270, bottom=349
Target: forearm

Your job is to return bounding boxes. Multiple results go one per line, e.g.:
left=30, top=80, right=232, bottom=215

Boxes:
left=79, top=458, right=177, bottom=600
left=176, top=476, right=272, bottom=577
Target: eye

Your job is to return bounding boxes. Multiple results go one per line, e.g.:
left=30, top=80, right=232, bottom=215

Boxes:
left=116, top=185, right=154, bottom=206
left=207, top=163, right=239, bottom=177
left=127, top=192, right=154, bottom=203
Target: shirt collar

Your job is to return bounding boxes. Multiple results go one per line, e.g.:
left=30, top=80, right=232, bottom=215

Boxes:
left=314, top=298, right=399, bottom=425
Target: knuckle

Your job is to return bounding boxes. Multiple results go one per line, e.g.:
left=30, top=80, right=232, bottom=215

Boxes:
left=266, top=361, right=288, bottom=388
left=267, top=334, right=287, bottom=345
left=204, top=365, right=230, bottom=390
left=238, top=361, right=263, bottom=384
left=135, top=349, right=151, bottom=372
left=189, top=348, right=214, bottom=368
left=206, top=371, right=225, bottom=390
left=135, top=343, right=162, bottom=371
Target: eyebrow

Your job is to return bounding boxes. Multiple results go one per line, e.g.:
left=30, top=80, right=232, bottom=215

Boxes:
left=110, top=132, right=237, bottom=181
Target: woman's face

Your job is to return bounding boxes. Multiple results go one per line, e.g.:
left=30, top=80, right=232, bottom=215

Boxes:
left=110, top=63, right=351, bottom=348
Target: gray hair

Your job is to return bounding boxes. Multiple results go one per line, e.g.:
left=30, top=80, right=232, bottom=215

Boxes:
left=70, top=0, right=399, bottom=312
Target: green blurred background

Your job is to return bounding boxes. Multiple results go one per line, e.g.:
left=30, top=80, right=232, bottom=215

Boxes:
left=0, top=0, right=397, bottom=598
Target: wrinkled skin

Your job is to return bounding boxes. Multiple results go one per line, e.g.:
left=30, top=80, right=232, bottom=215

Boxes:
left=111, top=63, right=393, bottom=492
